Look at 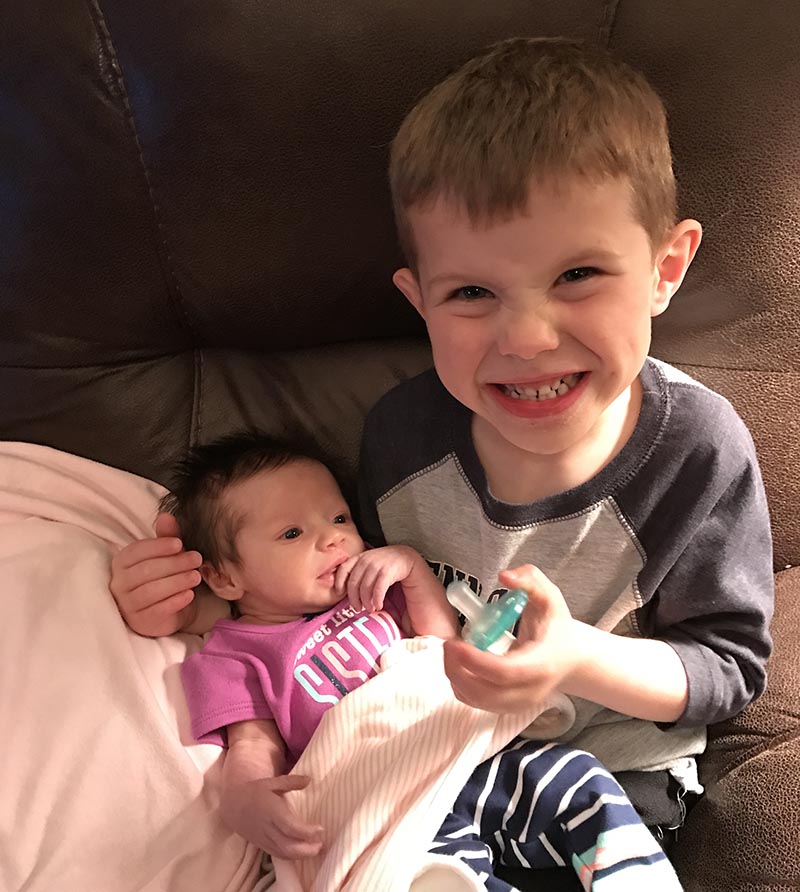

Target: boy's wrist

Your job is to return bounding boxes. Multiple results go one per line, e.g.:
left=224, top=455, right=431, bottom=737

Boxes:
left=183, top=585, right=232, bottom=634
left=558, top=622, right=688, bottom=722
left=559, top=620, right=601, bottom=694
left=179, top=597, right=202, bottom=634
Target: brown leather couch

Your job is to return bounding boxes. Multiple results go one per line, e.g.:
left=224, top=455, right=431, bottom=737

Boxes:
left=2, top=1, right=798, bottom=889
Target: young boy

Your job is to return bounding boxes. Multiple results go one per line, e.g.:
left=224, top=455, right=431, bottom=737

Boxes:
left=110, top=36, right=773, bottom=876
left=358, top=35, right=774, bottom=828
left=160, top=431, right=682, bottom=890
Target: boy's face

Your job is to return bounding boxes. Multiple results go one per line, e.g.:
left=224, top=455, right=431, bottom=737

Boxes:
left=394, top=177, right=700, bottom=477
left=213, top=460, right=364, bottom=623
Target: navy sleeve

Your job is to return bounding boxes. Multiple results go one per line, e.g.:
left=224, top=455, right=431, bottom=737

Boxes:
left=653, top=461, right=773, bottom=726
left=357, top=411, right=388, bottom=547
left=356, top=369, right=445, bottom=548
left=629, top=385, right=774, bottom=727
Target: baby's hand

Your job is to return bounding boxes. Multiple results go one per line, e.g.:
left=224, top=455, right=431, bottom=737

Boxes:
left=334, top=545, right=417, bottom=613
left=443, top=564, right=581, bottom=714
left=221, top=774, right=324, bottom=860
left=109, top=513, right=203, bottom=637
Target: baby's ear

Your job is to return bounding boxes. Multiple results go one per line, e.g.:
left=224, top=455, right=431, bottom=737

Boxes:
left=651, top=219, right=703, bottom=316
left=392, top=267, right=425, bottom=315
left=201, top=562, right=244, bottom=602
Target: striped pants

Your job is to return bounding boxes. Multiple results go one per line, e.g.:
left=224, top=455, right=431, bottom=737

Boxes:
left=429, top=740, right=682, bottom=891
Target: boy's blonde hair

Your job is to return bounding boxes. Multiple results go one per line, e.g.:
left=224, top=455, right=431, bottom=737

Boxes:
left=390, top=37, right=677, bottom=264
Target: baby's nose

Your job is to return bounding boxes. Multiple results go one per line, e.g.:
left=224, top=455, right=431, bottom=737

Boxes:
left=321, top=526, right=345, bottom=548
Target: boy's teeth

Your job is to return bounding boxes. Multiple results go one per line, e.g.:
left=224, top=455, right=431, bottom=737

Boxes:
left=502, top=373, right=581, bottom=401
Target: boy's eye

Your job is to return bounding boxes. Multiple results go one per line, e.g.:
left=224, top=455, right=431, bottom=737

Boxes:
left=559, top=267, right=598, bottom=284
left=333, top=514, right=348, bottom=524
left=450, top=285, right=492, bottom=301
left=282, top=527, right=301, bottom=540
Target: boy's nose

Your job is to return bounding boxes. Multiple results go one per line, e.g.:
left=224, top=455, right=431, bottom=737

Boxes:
left=495, top=304, right=559, bottom=359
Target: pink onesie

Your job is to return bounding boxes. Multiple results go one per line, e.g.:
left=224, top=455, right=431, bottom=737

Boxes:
left=181, top=586, right=406, bottom=766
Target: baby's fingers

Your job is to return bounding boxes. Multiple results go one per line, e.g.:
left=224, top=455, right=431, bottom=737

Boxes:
left=271, top=774, right=313, bottom=793
left=277, top=812, right=325, bottom=844
left=270, top=776, right=325, bottom=850
left=268, top=830, right=324, bottom=860
left=333, top=555, right=359, bottom=596
left=351, top=563, right=388, bottom=612
left=339, top=561, right=374, bottom=611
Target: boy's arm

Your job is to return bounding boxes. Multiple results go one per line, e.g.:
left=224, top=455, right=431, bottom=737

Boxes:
left=565, top=626, right=689, bottom=720
left=444, top=565, right=689, bottom=723
left=182, top=586, right=233, bottom=634
left=221, top=719, right=324, bottom=858
left=449, top=404, right=774, bottom=728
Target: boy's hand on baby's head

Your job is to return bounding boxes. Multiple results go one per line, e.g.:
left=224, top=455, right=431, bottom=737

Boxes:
left=221, top=774, right=324, bottom=860
left=443, top=564, right=582, bottom=714
left=334, top=546, right=416, bottom=614
left=109, top=512, right=204, bottom=637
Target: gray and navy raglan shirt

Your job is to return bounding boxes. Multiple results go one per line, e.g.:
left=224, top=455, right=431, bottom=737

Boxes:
left=358, top=357, right=774, bottom=774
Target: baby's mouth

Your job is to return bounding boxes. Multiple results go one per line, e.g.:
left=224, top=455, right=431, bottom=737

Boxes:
left=319, top=555, right=349, bottom=580
left=497, top=372, right=583, bottom=402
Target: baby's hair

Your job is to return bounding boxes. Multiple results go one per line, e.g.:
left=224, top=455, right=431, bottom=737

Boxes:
left=390, top=36, right=676, bottom=265
left=160, top=430, right=328, bottom=569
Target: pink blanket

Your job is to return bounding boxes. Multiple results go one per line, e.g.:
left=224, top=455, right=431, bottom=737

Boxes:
left=0, top=442, right=261, bottom=892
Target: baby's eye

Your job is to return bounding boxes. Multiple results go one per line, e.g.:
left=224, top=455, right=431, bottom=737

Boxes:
left=559, top=267, right=598, bottom=284
left=450, top=285, right=492, bottom=300
left=333, top=514, right=348, bottom=525
left=281, top=527, right=302, bottom=540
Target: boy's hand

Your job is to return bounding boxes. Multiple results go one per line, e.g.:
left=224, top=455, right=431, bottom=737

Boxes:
left=220, top=774, right=325, bottom=859
left=109, top=512, right=204, bottom=637
left=443, top=564, right=581, bottom=713
left=334, top=545, right=417, bottom=613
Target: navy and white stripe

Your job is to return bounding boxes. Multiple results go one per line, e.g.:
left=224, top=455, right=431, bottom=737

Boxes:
left=429, top=740, right=682, bottom=890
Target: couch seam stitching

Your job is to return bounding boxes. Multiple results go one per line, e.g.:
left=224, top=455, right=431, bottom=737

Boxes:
left=88, top=0, right=199, bottom=348
left=598, top=0, right=622, bottom=46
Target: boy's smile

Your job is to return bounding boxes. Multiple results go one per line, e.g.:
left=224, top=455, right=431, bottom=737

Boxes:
left=489, top=370, right=587, bottom=418
left=394, top=177, right=701, bottom=500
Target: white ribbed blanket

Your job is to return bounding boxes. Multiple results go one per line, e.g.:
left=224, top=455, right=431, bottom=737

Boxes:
left=272, top=638, right=575, bottom=892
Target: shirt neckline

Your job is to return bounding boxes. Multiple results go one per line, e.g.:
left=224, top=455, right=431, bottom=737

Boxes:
left=447, top=358, right=669, bottom=526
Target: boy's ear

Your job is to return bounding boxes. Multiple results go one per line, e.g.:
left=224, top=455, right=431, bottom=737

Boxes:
left=392, top=267, right=425, bottom=316
left=201, top=562, right=244, bottom=602
left=651, top=218, right=703, bottom=317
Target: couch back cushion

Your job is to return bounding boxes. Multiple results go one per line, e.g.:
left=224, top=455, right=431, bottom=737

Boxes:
left=1, top=0, right=797, bottom=566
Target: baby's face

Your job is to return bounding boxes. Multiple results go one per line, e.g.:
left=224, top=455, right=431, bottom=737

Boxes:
left=223, top=460, right=364, bottom=623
